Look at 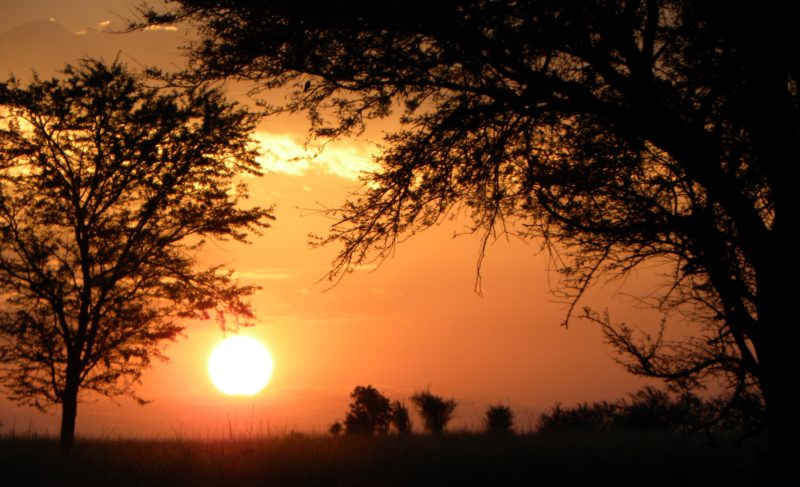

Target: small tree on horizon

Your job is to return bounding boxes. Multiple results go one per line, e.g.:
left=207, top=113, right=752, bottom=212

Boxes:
left=411, top=389, right=457, bottom=434
left=343, top=385, right=392, bottom=435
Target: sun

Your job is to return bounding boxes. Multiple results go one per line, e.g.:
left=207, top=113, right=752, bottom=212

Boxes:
left=208, top=336, right=274, bottom=395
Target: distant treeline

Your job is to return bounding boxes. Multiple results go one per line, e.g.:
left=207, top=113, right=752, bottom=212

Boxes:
left=334, top=385, right=764, bottom=436
left=537, top=386, right=764, bottom=434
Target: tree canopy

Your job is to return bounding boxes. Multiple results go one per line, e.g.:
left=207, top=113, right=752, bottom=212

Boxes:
left=141, top=0, right=800, bottom=463
left=0, top=59, right=273, bottom=447
left=343, top=385, right=392, bottom=435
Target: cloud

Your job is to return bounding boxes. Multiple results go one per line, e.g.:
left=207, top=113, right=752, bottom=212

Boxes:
left=143, top=25, right=179, bottom=32
left=253, top=132, right=380, bottom=180
left=98, top=20, right=111, bottom=28
left=233, top=268, right=296, bottom=281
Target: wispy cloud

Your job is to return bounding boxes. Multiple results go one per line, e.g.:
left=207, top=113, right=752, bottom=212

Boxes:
left=233, top=268, right=296, bottom=281
left=253, top=132, right=379, bottom=180
left=143, top=25, right=179, bottom=32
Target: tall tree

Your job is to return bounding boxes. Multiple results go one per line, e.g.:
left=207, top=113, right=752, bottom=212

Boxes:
left=0, top=59, right=273, bottom=447
left=140, top=0, right=800, bottom=464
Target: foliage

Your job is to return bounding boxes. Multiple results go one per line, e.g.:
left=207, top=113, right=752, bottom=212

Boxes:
left=537, top=401, right=618, bottom=434
left=0, top=59, right=273, bottom=446
left=328, top=421, right=342, bottom=436
left=390, top=400, right=412, bottom=435
left=141, top=0, right=800, bottom=460
left=411, top=389, right=457, bottom=434
left=485, top=404, right=514, bottom=434
left=536, top=386, right=764, bottom=434
left=343, top=385, right=392, bottom=435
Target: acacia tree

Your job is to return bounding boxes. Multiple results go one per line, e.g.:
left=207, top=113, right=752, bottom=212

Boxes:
left=141, top=0, right=799, bottom=463
left=0, top=59, right=273, bottom=447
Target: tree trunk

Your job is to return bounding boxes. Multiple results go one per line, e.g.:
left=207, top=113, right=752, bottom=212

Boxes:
left=762, top=336, right=800, bottom=478
left=757, top=269, right=800, bottom=478
left=59, top=379, right=79, bottom=449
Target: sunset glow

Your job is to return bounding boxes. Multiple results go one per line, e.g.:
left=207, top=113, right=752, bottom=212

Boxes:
left=208, top=336, right=274, bottom=396
left=0, top=0, right=664, bottom=437
left=0, top=2, right=777, bottom=482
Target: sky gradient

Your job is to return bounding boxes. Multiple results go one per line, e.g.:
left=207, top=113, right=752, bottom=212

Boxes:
left=0, top=0, right=663, bottom=437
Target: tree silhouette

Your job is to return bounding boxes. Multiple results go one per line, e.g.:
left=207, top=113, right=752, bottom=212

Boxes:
left=411, top=389, right=456, bottom=434
left=390, top=400, right=412, bottom=435
left=328, top=421, right=343, bottom=436
left=343, top=385, right=392, bottom=435
left=535, top=386, right=762, bottom=435
left=611, top=387, right=675, bottom=432
left=0, top=59, right=273, bottom=448
left=536, top=401, right=617, bottom=434
left=485, top=404, right=514, bottom=434
left=141, top=0, right=800, bottom=464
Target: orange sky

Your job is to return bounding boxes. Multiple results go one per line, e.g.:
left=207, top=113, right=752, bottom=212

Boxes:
left=0, top=1, right=663, bottom=437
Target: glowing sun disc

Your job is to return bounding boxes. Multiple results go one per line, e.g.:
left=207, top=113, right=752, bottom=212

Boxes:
left=209, top=336, right=273, bottom=395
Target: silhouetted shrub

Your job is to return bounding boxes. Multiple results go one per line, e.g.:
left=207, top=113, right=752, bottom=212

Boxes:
left=612, top=387, right=674, bottom=431
left=390, top=400, right=412, bottom=434
left=536, top=386, right=765, bottom=434
left=485, top=404, right=514, bottom=434
left=537, top=401, right=617, bottom=433
left=329, top=421, right=343, bottom=436
left=411, top=389, right=457, bottom=434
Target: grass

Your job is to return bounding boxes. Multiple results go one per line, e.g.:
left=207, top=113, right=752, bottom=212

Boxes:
left=0, top=431, right=767, bottom=486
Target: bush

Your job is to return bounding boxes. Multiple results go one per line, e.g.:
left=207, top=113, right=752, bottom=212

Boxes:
left=390, top=400, right=412, bottom=434
left=411, top=389, right=457, bottom=434
left=485, top=405, right=514, bottom=434
left=536, top=386, right=766, bottom=434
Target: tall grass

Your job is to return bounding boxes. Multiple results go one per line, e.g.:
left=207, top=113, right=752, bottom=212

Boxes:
left=0, top=431, right=766, bottom=486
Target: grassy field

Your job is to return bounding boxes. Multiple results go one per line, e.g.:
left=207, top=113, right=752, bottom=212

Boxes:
left=0, top=431, right=767, bottom=486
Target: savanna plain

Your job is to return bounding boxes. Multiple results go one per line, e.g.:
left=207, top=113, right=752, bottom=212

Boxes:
left=0, top=430, right=766, bottom=486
